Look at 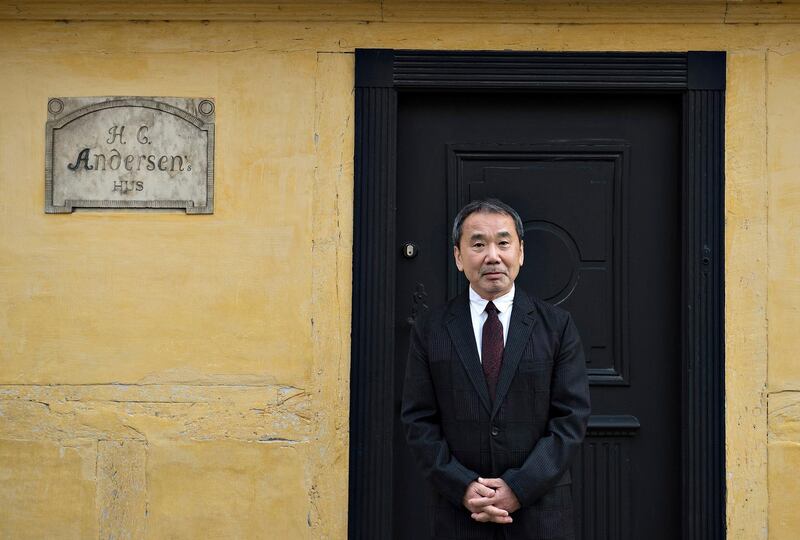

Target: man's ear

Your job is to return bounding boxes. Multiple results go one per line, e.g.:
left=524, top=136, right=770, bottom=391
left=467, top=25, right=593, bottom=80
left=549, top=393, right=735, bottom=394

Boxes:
left=454, top=245, right=464, bottom=271
left=519, top=239, right=524, bottom=267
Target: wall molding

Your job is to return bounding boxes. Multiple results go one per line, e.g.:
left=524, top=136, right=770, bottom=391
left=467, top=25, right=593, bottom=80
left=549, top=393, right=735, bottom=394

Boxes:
left=2, top=1, right=799, bottom=24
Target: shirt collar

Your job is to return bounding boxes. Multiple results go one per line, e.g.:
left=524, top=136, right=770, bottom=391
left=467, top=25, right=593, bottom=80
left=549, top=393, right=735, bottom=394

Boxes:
left=468, top=284, right=515, bottom=314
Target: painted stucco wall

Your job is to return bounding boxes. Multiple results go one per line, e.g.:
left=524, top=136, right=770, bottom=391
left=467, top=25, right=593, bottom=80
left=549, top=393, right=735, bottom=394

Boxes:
left=0, top=1, right=797, bottom=538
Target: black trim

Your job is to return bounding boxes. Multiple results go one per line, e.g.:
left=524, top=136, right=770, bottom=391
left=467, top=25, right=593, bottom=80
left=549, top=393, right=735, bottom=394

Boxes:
left=350, top=50, right=725, bottom=540
left=587, top=415, right=641, bottom=437
left=350, top=86, right=397, bottom=536
left=393, top=50, right=688, bottom=89
left=355, top=49, right=394, bottom=88
left=681, top=88, right=726, bottom=539
left=688, top=51, right=727, bottom=90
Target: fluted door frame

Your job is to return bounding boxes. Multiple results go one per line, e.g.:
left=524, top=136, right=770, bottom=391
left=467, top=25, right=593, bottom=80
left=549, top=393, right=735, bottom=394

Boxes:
left=349, top=49, right=725, bottom=540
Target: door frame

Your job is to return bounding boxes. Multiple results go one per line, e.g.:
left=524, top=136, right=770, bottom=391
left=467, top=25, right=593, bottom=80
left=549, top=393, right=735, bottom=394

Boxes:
left=349, top=50, right=725, bottom=540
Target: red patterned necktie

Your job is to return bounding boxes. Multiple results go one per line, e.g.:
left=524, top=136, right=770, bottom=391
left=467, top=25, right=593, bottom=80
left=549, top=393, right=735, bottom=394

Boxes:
left=482, top=301, right=504, bottom=403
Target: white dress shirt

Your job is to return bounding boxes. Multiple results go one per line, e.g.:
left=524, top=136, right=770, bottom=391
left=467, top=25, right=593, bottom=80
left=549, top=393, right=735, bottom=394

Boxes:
left=468, top=284, right=515, bottom=363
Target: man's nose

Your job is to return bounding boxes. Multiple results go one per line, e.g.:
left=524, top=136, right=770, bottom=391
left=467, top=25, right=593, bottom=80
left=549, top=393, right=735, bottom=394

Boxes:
left=485, top=244, right=501, bottom=262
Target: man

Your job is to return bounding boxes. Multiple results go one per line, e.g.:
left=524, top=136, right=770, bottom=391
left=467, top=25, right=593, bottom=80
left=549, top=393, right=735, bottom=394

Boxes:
left=401, top=199, right=590, bottom=540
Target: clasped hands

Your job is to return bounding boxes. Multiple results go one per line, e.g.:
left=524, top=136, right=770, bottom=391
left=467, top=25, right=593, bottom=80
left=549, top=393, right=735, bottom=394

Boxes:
left=462, top=477, right=520, bottom=524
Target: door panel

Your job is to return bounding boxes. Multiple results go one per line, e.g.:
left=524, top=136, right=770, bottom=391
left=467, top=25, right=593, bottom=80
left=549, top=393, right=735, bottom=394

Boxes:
left=447, top=143, right=628, bottom=384
left=395, top=92, right=681, bottom=540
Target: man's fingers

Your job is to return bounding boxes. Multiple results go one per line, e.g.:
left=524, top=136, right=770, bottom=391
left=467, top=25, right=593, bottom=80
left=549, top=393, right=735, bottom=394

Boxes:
left=478, top=504, right=508, bottom=518
left=472, top=483, right=496, bottom=498
left=471, top=512, right=491, bottom=523
left=465, top=480, right=516, bottom=523
left=478, top=477, right=504, bottom=489
left=470, top=511, right=513, bottom=524
left=467, top=496, right=498, bottom=509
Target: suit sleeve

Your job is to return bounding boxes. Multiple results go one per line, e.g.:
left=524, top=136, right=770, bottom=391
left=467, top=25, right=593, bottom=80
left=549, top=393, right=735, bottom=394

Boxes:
left=400, top=313, right=478, bottom=506
left=501, top=313, right=591, bottom=507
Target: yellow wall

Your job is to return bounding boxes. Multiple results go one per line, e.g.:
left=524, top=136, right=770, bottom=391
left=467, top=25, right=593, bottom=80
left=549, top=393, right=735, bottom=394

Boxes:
left=0, top=1, right=798, bottom=538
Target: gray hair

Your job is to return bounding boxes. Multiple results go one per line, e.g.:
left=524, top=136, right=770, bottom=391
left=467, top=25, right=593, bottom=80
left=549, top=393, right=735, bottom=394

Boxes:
left=452, top=199, right=524, bottom=247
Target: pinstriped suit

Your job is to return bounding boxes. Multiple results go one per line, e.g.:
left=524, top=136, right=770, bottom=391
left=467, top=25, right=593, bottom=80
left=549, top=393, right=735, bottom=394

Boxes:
left=401, top=288, right=590, bottom=540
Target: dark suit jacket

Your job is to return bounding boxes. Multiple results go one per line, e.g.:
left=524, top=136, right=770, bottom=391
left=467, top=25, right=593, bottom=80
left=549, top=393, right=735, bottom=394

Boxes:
left=400, top=287, right=590, bottom=540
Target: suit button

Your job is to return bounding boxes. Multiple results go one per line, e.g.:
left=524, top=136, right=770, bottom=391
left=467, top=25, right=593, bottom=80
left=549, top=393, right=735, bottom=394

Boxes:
left=491, top=427, right=499, bottom=437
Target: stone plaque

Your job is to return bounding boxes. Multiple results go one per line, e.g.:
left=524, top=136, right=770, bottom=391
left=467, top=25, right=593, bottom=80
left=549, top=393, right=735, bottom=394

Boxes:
left=45, top=97, right=215, bottom=213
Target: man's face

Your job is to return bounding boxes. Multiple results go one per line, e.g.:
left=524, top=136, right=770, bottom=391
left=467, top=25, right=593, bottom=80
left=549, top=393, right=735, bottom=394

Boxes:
left=454, top=211, right=524, bottom=300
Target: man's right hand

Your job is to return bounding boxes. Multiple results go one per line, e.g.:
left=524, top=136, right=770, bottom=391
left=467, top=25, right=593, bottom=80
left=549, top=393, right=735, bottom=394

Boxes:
left=462, top=479, right=513, bottom=524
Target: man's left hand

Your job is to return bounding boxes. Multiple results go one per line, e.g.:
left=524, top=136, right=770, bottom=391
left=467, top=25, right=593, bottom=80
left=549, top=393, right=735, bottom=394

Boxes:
left=472, top=477, right=520, bottom=518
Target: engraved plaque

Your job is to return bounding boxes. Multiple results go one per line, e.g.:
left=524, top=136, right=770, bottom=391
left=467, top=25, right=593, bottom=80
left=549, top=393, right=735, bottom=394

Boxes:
left=45, top=97, right=215, bottom=213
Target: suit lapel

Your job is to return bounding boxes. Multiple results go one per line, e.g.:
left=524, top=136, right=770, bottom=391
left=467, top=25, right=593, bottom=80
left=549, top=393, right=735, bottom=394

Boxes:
left=445, top=293, right=492, bottom=414
left=492, top=288, right=537, bottom=418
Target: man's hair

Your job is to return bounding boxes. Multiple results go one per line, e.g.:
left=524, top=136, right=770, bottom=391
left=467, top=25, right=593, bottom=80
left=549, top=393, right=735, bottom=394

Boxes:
left=452, top=199, right=525, bottom=247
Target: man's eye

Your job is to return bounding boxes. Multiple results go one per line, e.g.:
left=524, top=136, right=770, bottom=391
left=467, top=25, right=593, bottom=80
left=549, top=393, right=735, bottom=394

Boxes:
left=473, top=243, right=484, bottom=248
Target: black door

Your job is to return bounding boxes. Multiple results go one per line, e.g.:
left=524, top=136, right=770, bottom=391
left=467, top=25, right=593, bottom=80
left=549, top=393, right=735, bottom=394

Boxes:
left=393, top=92, right=681, bottom=539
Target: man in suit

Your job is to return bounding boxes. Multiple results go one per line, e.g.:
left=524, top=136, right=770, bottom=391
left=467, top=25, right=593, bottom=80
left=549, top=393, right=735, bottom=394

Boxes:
left=401, top=199, right=590, bottom=540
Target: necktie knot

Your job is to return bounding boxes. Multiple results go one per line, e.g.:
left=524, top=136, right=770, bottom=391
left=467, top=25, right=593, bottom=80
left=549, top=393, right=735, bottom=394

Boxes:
left=485, top=301, right=499, bottom=316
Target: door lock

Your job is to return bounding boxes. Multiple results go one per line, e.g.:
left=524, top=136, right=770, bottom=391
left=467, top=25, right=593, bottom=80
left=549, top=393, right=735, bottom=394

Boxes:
left=401, top=242, right=419, bottom=259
